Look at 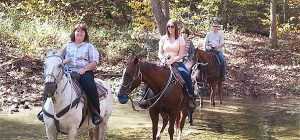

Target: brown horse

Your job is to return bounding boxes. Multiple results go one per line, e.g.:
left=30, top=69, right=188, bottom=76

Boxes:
left=117, top=56, right=191, bottom=140
left=193, top=48, right=223, bottom=106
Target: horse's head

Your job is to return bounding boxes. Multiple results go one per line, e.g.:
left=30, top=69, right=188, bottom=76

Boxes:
left=194, top=48, right=210, bottom=63
left=43, top=50, right=64, bottom=98
left=191, top=62, right=208, bottom=86
left=117, top=56, right=142, bottom=104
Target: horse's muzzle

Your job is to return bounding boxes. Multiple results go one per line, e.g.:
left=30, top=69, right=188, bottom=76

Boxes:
left=43, top=82, right=57, bottom=97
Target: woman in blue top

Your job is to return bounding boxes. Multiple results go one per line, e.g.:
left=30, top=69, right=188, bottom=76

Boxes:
left=62, top=24, right=102, bottom=125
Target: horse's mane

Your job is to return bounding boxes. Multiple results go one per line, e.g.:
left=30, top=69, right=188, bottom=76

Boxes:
left=46, top=51, right=62, bottom=57
left=139, top=61, right=168, bottom=75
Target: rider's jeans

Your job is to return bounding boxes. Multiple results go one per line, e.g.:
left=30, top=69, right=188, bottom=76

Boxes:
left=216, top=51, right=226, bottom=77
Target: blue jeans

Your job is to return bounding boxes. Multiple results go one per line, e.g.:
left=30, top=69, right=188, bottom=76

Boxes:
left=175, top=62, right=195, bottom=98
left=80, top=71, right=100, bottom=114
left=216, top=51, right=226, bottom=77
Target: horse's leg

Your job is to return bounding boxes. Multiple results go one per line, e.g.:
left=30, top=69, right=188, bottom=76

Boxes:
left=168, top=112, right=178, bottom=140
left=210, top=85, right=216, bottom=107
left=98, top=121, right=107, bottom=140
left=88, top=128, right=95, bottom=140
left=218, top=81, right=223, bottom=104
left=45, top=120, right=58, bottom=140
left=178, top=110, right=189, bottom=140
left=149, top=110, right=159, bottom=140
left=188, top=110, right=194, bottom=125
left=158, top=113, right=168, bottom=140
left=175, top=112, right=181, bottom=134
left=199, top=89, right=204, bottom=108
left=68, top=127, right=78, bottom=140
left=45, top=127, right=58, bottom=140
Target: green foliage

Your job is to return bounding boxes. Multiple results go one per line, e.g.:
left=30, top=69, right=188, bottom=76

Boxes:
left=127, top=0, right=155, bottom=39
left=0, top=17, right=70, bottom=57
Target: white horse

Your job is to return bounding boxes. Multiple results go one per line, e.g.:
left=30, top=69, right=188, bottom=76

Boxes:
left=42, top=51, right=113, bottom=140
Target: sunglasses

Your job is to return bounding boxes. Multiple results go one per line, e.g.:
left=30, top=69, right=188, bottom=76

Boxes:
left=212, top=26, right=218, bottom=27
left=167, top=25, right=175, bottom=29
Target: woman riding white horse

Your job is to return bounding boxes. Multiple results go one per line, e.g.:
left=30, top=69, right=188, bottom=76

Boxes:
left=42, top=50, right=113, bottom=140
left=41, top=23, right=113, bottom=140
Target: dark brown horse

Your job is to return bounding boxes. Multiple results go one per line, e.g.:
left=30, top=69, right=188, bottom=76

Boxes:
left=117, top=56, right=191, bottom=140
left=193, top=48, right=223, bottom=106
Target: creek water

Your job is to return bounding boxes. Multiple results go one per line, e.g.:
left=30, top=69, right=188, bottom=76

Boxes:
left=0, top=95, right=299, bottom=140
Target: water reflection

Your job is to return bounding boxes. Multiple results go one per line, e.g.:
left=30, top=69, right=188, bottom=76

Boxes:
left=193, top=96, right=300, bottom=139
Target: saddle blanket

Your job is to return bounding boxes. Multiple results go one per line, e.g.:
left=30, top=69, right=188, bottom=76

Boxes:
left=95, top=79, right=108, bottom=100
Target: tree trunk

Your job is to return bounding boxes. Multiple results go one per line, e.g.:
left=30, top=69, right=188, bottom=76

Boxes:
left=283, top=0, right=289, bottom=23
left=221, top=0, right=228, bottom=29
left=164, top=0, right=170, bottom=20
left=150, top=0, right=169, bottom=36
left=269, top=0, right=277, bottom=48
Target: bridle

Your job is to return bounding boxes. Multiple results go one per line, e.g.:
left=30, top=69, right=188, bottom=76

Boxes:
left=44, top=55, right=65, bottom=84
left=120, top=62, right=142, bottom=95
left=44, top=54, right=69, bottom=97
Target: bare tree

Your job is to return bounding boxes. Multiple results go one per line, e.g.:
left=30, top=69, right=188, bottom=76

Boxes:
left=283, top=0, right=289, bottom=23
left=270, top=0, right=277, bottom=48
left=150, top=0, right=170, bottom=35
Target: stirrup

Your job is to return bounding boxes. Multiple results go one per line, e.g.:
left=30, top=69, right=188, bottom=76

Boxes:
left=138, top=99, right=150, bottom=109
left=187, top=98, right=196, bottom=110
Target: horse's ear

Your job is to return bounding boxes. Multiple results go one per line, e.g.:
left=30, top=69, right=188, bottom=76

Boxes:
left=134, top=56, right=139, bottom=64
left=59, top=46, right=66, bottom=57
left=45, top=46, right=50, bottom=55
left=197, top=63, right=201, bottom=70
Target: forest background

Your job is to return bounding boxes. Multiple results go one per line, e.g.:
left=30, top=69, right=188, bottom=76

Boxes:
left=0, top=0, right=299, bottom=109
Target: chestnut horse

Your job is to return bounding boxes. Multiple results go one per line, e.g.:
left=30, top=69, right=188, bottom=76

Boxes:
left=117, top=56, right=191, bottom=140
left=193, top=48, right=223, bottom=106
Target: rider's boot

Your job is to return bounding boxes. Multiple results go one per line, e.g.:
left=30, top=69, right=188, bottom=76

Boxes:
left=37, top=96, right=46, bottom=122
left=37, top=111, right=44, bottom=122
left=187, top=96, right=196, bottom=110
left=220, top=71, right=225, bottom=81
left=138, top=87, right=151, bottom=109
left=92, top=108, right=103, bottom=125
left=92, top=114, right=103, bottom=125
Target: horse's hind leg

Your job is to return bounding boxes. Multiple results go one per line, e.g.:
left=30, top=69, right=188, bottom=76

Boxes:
left=168, top=112, right=179, bottom=140
left=210, top=85, right=216, bottom=107
left=188, top=110, right=194, bottom=125
left=218, top=81, right=223, bottom=104
left=199, top=90, right=204, bottom=108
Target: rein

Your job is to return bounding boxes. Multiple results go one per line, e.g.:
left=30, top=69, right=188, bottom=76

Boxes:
left=121, top=62, right=180, bottom=111
left=139, top=66, right=174, bottom=110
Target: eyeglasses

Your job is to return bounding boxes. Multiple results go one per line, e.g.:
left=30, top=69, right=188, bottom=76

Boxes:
left=212, top=26, right=218, bottom=27
left=167, top=25, right=175, bottom=29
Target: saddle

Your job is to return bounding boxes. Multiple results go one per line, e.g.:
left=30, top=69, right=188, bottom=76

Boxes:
left=70, top=73, right=108, bottom=100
